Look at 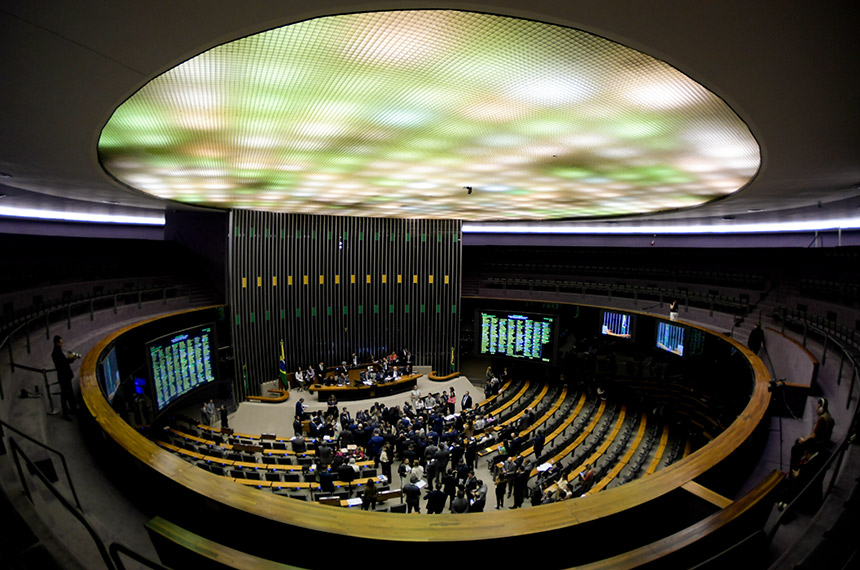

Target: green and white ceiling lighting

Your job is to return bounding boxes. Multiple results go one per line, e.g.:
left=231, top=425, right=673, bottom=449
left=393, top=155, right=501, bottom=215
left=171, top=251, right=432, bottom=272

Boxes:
left=98, top=10, right=760, bottom=221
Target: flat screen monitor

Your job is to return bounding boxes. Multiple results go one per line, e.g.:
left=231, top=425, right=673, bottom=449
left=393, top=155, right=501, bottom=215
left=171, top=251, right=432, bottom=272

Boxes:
left=99, top=345, right=121, bottom=403
left=656, top=321, right=685, bottom=356
left=600, top=310, right=634, bottom=339
left=147, top=323, right=217, bottom=411
left=477, top=310, right=558, bottom=363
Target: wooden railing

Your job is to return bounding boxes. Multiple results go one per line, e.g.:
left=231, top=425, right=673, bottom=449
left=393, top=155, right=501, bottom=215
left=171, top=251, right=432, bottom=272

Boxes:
left=79, top=303, right=772, bottom=569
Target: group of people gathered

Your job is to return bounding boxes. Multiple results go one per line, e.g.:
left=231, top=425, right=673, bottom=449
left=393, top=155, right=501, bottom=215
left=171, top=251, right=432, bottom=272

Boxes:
left=290, top=370, right=584, bottom=514
left=293, top=349, right=415, bottom=391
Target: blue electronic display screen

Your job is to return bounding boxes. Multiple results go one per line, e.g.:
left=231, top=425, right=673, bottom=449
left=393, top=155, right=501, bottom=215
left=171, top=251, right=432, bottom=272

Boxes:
left=100, top=346, right=121, bottom=403
left=656, top=321, right=685, bottom=356
left=601, top=310, right=633, bottom=339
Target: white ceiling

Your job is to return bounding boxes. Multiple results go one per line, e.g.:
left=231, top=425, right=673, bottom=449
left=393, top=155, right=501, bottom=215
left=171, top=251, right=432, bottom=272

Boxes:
left=1, top=1, right=858, bottom=227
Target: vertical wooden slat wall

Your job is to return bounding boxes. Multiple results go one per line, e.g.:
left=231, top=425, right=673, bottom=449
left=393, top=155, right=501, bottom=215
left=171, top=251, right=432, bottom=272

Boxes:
left=228, top=211, right=462, bottom=396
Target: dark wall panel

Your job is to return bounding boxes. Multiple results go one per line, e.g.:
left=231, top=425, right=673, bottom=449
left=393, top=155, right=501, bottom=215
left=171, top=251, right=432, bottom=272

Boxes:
left=229, top=211, right=461, bottom=396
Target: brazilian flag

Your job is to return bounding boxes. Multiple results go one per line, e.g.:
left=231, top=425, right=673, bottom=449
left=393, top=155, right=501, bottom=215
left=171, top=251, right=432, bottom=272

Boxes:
left=279, top=339, right=288, bottom=389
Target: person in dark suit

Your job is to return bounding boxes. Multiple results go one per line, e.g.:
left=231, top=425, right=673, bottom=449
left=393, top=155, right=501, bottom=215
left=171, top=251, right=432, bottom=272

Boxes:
left=51, top=335, right=78, bottom=421
left=451, top=490, right=469, bottom=513
left=533, top=429, right=546, bottom=460
left=403, top=476, right=422, bottom=513
left=469, top=480, right=487, bottom=512
left=295, top=397, right=307, bottom=420
left=748, top=322, right=765, bottom=354
left=317, top=469, right=335, bottom=494
left=219, top=405, right=229, bottom=429
left=424, top=481, right=447, bottom=514
left=461, top=391, right=472, bottom=411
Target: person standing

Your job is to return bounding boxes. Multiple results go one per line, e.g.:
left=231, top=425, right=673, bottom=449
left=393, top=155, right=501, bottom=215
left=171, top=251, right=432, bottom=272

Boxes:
left=219, top=405, right=229, bottom=429
left=533, top=429, right=546, bottom=460
left=205, top=400, right=216, bottom=426
left=748, top=322, right=765, bottom=355
left=494, top=475, right=507, bottom=509
left=362, top=479, right=378, bottom=511
left=295, top=397, right=307, bottom=420
left=461, top=391, right=472, bottom=411
left=403, top=475, right=422, bottom=513
left=51, top=335, right=79, bottom=421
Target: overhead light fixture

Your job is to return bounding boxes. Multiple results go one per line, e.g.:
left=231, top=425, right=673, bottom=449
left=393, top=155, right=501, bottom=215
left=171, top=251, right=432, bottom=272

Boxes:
left=462, top=218, right=860, bottom=235
left=0, top=206, right=165, bottom=225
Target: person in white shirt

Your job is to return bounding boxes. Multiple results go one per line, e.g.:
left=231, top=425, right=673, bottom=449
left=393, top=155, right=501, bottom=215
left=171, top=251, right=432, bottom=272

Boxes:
left=411, top=462, right=425, bottom=482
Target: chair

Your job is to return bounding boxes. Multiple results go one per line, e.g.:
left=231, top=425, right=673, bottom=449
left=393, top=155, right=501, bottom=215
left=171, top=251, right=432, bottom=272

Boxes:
left=245, top=471, right=262, bottom=481
left=229, top=469, right=245, bottom=479
left=265, top=472, right=283, bottom=483
left=389, top=503, right=407, bottom=513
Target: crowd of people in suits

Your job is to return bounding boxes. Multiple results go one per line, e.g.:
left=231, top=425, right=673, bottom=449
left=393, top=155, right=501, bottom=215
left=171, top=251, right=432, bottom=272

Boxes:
left=288, top=367, right=576, bottom=513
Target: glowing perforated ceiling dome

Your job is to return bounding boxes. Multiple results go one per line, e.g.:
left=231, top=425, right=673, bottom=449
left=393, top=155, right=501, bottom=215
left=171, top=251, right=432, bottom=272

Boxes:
left=98, top=10, right=760, bottom=221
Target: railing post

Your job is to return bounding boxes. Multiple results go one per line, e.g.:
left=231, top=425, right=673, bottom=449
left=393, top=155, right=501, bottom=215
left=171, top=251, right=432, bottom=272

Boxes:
left=25, top=319, right=31, bottom=354
left=89, top=299, right=94, bottom=321
left=45, top=312, right=50, bottom=340
left=43, top=369, right=57, bottom=415
left=67, top=304, right=72, bottom=330
left=847, top=365, right=857, bottom=411
left=821, top=335, right=828, bottom=365
left=802, top=322, right=808, bottom=347
left=837, top=352, right=845, bottom=386
left=113, top=294, right=118, bottom=315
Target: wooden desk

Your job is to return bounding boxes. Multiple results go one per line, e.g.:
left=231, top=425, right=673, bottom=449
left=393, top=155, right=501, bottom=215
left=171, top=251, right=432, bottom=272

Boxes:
left=247, top=389, right=290, bottom=403
left=308, top=374, right=421, bottom=401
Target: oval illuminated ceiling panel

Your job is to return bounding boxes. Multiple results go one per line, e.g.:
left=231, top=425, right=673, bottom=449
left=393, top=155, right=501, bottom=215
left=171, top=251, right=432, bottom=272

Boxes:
left=98, top=10, right=760, bottom=220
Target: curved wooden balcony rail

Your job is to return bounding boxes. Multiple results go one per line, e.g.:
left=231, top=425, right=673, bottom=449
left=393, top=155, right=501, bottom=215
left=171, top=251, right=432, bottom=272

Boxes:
left=80, top=304, right=771, bottom=568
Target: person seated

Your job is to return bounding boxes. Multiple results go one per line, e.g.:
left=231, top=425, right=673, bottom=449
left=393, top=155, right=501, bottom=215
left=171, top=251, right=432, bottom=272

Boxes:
left=791, top=397, right=836, bottom=472
left=294, top=368, right=306, bottom=391
left=337, top=461, right=357, bottom=483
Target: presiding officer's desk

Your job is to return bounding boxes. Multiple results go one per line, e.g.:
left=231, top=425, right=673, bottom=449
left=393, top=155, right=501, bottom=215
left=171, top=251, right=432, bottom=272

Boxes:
left=308, top=373, right=421, bottom=401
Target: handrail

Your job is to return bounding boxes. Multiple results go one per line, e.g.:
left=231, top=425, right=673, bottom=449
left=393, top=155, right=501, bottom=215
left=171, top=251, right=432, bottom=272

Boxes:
left=772, top=307, right=860, bottom=409
left=79, top=304, right=771, bottom=552
left=8, top=437, right=116, bottom=570
left=1, top=418, right=83, bottom=511
left=764, top=308, right=860, bottom=550
left=1, top=284, right=186, bottom=401
left=6, top=363, right=58, bottom=414
left=6, top=435, right=168, bottom=570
